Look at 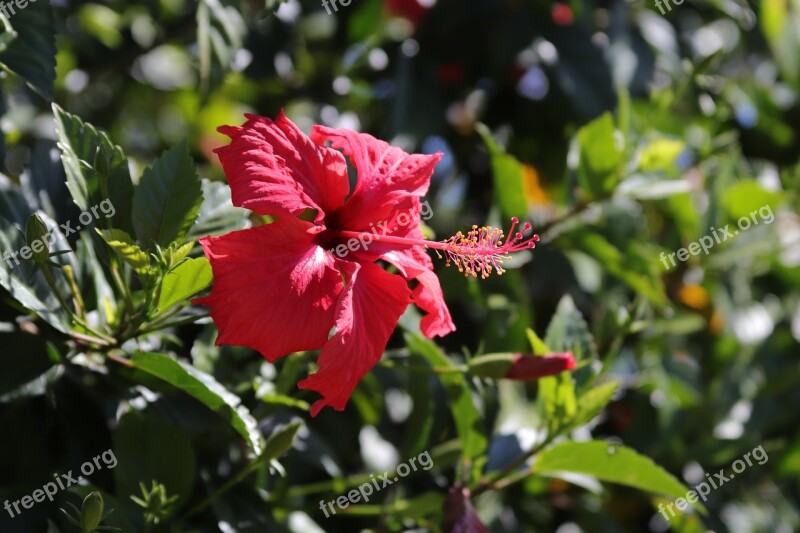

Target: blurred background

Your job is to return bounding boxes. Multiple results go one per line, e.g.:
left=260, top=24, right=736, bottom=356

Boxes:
left=1, top=0, right=799, bottom=532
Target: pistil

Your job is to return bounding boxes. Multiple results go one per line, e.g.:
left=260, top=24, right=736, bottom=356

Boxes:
left=332, top=217, right=540, bottom=279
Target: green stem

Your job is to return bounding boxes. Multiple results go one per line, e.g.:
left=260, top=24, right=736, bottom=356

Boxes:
left=41, top=265, right=115, bottom=345
left=179, top=462, right=262, bottom=520
left=379, top=360, right=466, bottom=375
left=138, top=313, right=204, bottom=335
left=470, top=435, right=555, bottom=496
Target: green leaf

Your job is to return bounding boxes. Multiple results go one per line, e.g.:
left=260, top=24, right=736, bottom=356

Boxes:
left=0, top=0, right=56, bottom=99
left=260, top=420, right=303, bottom=462
left=53, top=104, right=133, bottom=230
left=577, top=112, right=624, bottom=197
left=348, top=0, right=383, bottom=41
left=77, top=233, right=117, bottom=325
left=0, top=13, right=16, bottom=53
left=477, top=123, right=528, bottom=218
left=533, top=440, right=703, bottom=513
left=0, top=215, right=70, bottom=334
left=197, top=0, right=246, bottom=98
left=638, top=139, right=685, bottom=173
left=258, top=394, right=309, bottom=411
left=25, top=213, right=49, bottom=265
left=559, top=231, right=665, bottom=305
left=97, top=229, right=151, bottom=275
left=164, top=241, right=195, bottom=269
left=113, top=411, right=196, bottom=515
left=129, top=352, right=263, bottom=455
left=401, top=353, right=434, bottom=458
left=564, top=380, right=619, bottom=431
left=156, top=257, right=212, bottom=313
left=404, top=333, right=487, bottom=480
left=525, top=328, right=549, bottom=355
left=720, top=180, right=782, bottom=222
left=761, top=0, right=800, bottom=87
left=537, top=372, right=576, bottom=435
left=132, top=140, right=203, bottom=250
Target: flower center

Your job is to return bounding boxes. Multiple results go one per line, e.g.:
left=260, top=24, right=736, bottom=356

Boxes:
left=330, top=217, right=539, bottom=278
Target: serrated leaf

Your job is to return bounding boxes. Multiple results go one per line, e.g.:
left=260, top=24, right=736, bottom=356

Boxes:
left=128, top=352, right=263, bottom=455
left=534, top=440, right=703, bottom=513
left=0, top=0, right=56, bottom=99
left=477, top=123, right=528, bottom=219
left=165, top=241, right=195, bottom=268
left=97, top=228, right=151, bottom=275
left=132, top=140, right=202, bottom=250
left=53, top=105, right=133, bottom=232
left=156, top=257, right=212, bottom=313
left=197, top=0, right=245, bottom=98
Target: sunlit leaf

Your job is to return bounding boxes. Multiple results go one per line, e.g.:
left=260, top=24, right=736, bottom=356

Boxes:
left=132, top=140, right=203, bottom=250
left=128, top=352, right=263, bottom=455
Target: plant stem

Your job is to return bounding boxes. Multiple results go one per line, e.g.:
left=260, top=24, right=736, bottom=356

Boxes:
left=470, top=435, right=555, bottom=496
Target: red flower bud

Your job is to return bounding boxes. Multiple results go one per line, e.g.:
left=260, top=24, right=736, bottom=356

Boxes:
left=504, top=352, right=576, bottom=381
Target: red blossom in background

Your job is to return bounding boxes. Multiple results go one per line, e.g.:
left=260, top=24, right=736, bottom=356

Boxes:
left=196, top=112, right=455, bottom=416
left=386, top=0, right=431, bottom=27
left=551, top=2, right=574, bottom=26
left=504, top=352, right=576, bottom=380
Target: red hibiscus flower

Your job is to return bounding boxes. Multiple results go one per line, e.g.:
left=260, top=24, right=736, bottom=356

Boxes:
left=197, top=112, right=538, bottom=415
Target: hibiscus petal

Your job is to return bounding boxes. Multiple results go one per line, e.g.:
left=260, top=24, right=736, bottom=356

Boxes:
left=311, top=125, right=441, bottom=230
left=383, top=246, right=455, bottom=338
left=215, top=112, right=350, bottom=223
left=196, top=217, right=342, bottom=361
left=298, top=260, right=412, bottom=416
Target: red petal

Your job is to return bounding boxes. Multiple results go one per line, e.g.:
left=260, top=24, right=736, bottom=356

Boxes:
left=311, top=126, right=441, bottom=230
left=196, top=218, right=342, bottom=361
left=215, top=112, right=350, bottom=223
left=382, top=246, right=455, bottom=338
left=298, top=260, right=411, bottom=415
left=504, top=352, right=576, bottom=381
